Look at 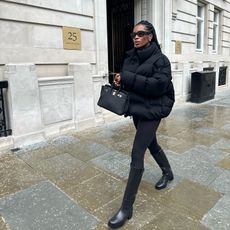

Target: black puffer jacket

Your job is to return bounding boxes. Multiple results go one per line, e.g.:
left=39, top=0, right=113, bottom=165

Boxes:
left=121, top=42, right=175, bottom=120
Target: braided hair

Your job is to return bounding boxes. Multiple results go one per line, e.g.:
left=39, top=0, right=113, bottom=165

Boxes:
left=135, top=20, right=161, bottom=50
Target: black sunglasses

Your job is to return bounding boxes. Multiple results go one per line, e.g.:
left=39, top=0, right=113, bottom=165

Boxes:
left=130, top=31, right=151, bottom=39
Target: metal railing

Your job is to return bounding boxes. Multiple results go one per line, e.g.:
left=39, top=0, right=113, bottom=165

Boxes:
left=0, top=81, right=12, bottom=137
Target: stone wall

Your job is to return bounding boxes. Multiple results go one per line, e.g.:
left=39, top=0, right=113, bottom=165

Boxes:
left=3, top=63, right=107, bottom=148
left=169, top=0, right=230, bottom=101
left=171, top=0, right=230, bottom=57
left=0, top=0, right=95, bottom=79
left=0, top=0, right=111, bottom=149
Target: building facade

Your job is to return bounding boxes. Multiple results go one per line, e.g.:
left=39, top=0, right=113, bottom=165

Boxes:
left=0, top=0, right=229, bottom=148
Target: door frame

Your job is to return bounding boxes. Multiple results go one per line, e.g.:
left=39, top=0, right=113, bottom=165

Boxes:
left=106, top=0, right=135, bottom=83
left=93, top=0, right=171, bottom=77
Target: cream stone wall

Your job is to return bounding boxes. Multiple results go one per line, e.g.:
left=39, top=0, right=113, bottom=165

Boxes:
left=0, top=0, right=105, bottom=148
left=0, top=0, right=229, bottom=148
left=0, top=0, right=95, bottom=80
left=168, top=0, right=230, bottom=101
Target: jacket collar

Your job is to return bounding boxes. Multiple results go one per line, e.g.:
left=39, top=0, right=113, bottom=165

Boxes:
left=126, top=43, right=161, bottom=63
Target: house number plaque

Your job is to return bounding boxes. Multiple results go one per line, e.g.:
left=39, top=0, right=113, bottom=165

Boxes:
left=63, top=27, right=81, bottom=50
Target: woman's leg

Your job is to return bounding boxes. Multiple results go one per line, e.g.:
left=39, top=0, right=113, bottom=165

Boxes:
left=108, top=118, right=160, bottom=229
left=108, top=167, right=144, bottom=229
left=131, top=118, right=161, bottom=169
left=148, top=130, right=174, bottom=190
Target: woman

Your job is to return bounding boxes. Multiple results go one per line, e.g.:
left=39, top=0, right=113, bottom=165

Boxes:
left=108, top=20, right=175, bottom=229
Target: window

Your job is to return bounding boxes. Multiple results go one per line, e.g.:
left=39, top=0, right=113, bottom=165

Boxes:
left=212, top=9, right=220, bottom=52
left=196, top=4, right=205, bottom=51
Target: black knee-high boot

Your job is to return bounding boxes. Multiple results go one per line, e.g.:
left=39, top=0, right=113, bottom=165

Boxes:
left=151, top=149, right=174, bottom=190
left=108, top=167, right=144, bottom=229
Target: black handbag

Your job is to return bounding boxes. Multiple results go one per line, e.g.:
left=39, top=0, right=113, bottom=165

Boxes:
left=97, top=84, right=129, bottom=115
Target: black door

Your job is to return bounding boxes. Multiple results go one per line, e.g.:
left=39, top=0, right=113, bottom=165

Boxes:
left=107, top=0, right=134, bottom=83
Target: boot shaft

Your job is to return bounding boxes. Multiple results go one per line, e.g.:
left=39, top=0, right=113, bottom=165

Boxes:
left=108, top=167, right=144, bottom=228
left=151, top=149, right=172, bottom=171
left=122, top=167, right=144, bottom=208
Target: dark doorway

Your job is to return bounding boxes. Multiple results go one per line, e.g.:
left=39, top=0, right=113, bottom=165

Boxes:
left=107, top=0, right=134, bottom=83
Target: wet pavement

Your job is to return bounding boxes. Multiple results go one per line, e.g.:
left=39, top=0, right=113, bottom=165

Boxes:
left=0, top=90, right=230, bottom=230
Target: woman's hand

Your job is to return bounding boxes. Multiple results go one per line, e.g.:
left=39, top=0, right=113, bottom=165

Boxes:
left=113, top=73, right=121, bottom=87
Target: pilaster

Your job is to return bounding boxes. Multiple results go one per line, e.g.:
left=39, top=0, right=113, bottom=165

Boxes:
left=94, top=0, right=109, bottom=77
left=68, top=63, right=95, bottom=130
left=4, top=63, right=44, bottom=147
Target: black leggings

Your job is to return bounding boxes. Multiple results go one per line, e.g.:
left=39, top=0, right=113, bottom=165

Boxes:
left=131, top=116, right=161, bottom=169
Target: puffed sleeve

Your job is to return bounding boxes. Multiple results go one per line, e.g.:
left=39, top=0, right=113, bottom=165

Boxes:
left=121, top=55, right=172, bottom=97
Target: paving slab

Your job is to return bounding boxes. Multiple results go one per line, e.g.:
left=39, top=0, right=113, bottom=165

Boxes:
left=0, top=216, right=8, bottom=230
left=182, top=145, right=228, bottom=165
left=90, top=151, right=131, bottom=178
left=216, top=155, right=230, bottom=170
left=50, top=135, right=112, bottom=162
left=202, top=194, right=230, bottom=230
left=158, top=179, right=222, bottom=220
left=95, top=191, right=163, bottom=230
left=65, top=172, right=124, bottom=213
left=56, top=164, right=102, bottom=191
left=209, top=97, right=230, bottom=108
left=209, top=170, right=230, bottom=194
left=173, top=129, right=222, bottom=149
left=15, top=140, right=63, bottom=167
left=0, top=154, right=44, bottom=198
left=171, top=105, right=210, bottom=120
left=141, top=210, right=209, bottom=230
left=167, top=149, right=224, bottom=186
left=90, top=150, right=181, bottom=189
left=210, top=138, right=230, bottom=151
left=0, top=181, right=98, bottom=230
left=29, top=153, right=85, bottom=182
left=74, top=120, right=135, bottom=155
left=158, top=134, right=195, bottom=154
